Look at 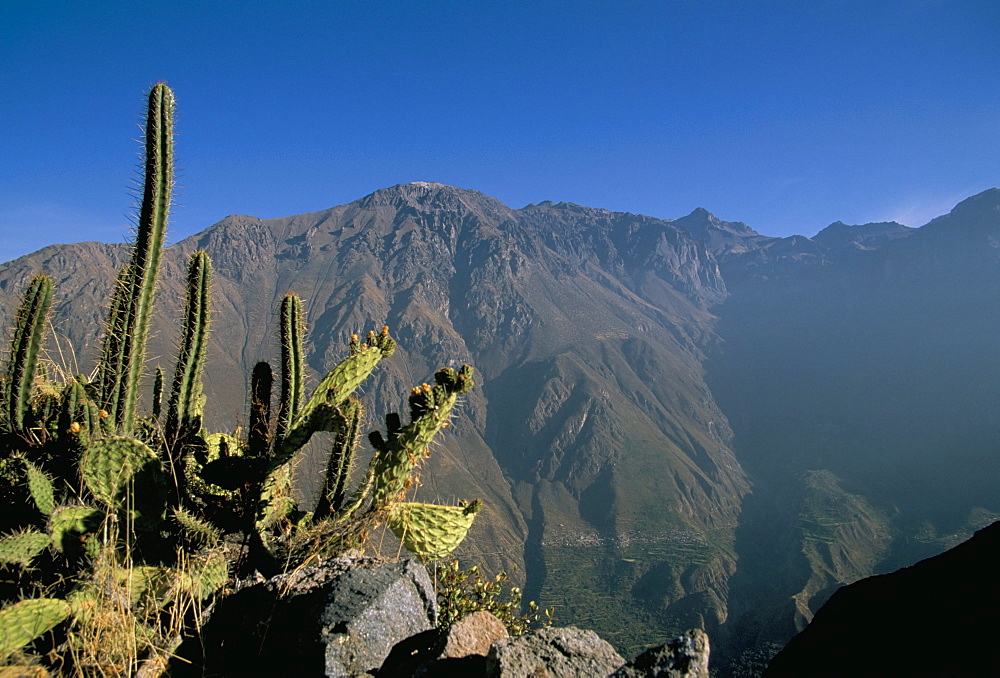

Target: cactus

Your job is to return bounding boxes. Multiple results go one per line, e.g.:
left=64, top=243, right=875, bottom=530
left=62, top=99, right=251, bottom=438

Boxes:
left=248, top=361, right=273, bottom=459
left=0, top=530, right=50, bottom=568
left=275, top=328, right=396, bottom=467
left=4, top=275, right=54, bottom=433
left=81, top=436, right=162, bottom=510
left=274, top=294, right=304, bottom=452
left=58, top=378, right=100, bottom=444
left=176, top=550, right=228, bottom=600
left=23, top=459, right=55, bottom=517
left=164, top=251, right=212, bottom=452
left=171, top=507, right=220, bottom=548
left=97, top=83, right=174, bottom=432
left=151, top=366, right=164, bottom=421
left=0, top=598, right=72, bottom=660
left=369, top=365, right=474, bottom=508
left=388, top=499, right=483, bottom=561
left=48, top=506, right=103, bottom=555
left=0, top=82, right=486, bottom=671
left=314, top=397, right=362, bottom=516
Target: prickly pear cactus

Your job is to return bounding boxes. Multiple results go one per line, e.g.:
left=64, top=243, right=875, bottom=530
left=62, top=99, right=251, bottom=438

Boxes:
left=23, top=460, right=55, bottom=517
left=0, top=598, right=71, bottom=660
left=48, top=505, right=103, bottom=556
left=370, top=365, right=475, bottom=508
left=388, top=500, right=483, bottom=561
left=0, top=530, right=50, bottom=568
left=81, top=436, right=163, bottom=511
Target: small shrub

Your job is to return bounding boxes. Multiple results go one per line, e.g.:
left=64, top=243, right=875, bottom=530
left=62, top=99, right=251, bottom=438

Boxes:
left=433, top=558, right=553, bottom=636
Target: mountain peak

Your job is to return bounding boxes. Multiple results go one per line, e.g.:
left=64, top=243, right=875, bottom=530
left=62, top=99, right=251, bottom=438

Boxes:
left=674, top=207, right=759, bottom=238
left=948, top=188, right=1000, bottom=220
left=812, top=220, right=914, bottom=251
left=354, top=182, right=515, bottom=222
left=920, top=188, right=1000, bottom=234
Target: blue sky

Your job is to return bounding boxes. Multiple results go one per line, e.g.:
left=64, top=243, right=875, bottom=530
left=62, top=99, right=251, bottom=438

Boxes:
left=2, top=1, right=999, bottom=262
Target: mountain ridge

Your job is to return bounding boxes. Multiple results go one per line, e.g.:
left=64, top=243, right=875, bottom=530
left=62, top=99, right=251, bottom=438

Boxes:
left=2, top=184, right=999, bottom=670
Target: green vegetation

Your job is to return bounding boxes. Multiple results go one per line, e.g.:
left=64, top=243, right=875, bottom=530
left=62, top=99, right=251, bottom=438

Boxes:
left=0, top=83, right=481, bottom=673
left=434, top=559, right=552, bottom=637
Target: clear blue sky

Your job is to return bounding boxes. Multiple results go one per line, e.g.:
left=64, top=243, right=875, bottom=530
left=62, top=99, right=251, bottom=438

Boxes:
left=3, top=1, right=999, bottom=262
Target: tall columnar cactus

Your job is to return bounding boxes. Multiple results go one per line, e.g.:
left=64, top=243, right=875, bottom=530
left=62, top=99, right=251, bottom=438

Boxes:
left=97, top=83, right=174, bottom=432
left=274, top=293, right=304, bottom=452
left=314, top=397, right=362, bottom=516
left=3, top=274, right=54, bottom=433
left=164, top=251, right=212, bottom=453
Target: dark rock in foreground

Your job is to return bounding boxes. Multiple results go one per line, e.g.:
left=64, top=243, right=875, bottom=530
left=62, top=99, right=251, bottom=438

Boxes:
left=176, top=553, right=436, bottom=676
left=612, top=629, right=710, bottom=677
left=764, top=521, right=1000, bottom=677
left=178, top=552, right=713, bottom=677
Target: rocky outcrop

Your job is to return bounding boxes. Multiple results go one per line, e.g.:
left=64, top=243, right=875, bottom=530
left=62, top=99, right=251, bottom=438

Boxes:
left=486, top=626, right=626, bottom=677
left=612, top=629, right=710, bottom=678
left=175, top=553, right=437, bottom=677
left=174, top=554, right=712, bottom=677
left=379, top=610, right=510, bottom=677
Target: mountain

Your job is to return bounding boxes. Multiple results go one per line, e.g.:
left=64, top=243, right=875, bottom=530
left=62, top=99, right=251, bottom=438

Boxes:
left=0, top=182, right=748, bottom=655
left=688, top=189, right=1000, bottom=672
left=2, top=183, right=999, bottom=670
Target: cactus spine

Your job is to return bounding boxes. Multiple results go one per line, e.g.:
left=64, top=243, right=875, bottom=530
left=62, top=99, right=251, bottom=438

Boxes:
left=97, top=83, right=174, bottom=432
left=165, top=251, right=212, bottom=451
left=4, top=275, right=53, bottom=432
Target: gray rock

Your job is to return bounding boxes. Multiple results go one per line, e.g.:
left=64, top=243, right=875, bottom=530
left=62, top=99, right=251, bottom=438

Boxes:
left=486, top=626, right=626, bottom=677
left=176, top=553, right=437, bottom=677
left=322, top=557, right=437, bottom=676
left=612, top=629, right=710, bottom=678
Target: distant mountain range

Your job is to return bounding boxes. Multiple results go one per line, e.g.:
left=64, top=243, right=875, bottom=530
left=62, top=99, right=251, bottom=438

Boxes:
left=3, top=183, right=998, bottom=673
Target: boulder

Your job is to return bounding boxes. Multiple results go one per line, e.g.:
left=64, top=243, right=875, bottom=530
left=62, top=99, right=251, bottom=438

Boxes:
left=378, top=610, right=509, bottom=677
left=486, top=626, right=626, bottom=677
left=612, top=629, right=711, bottom=677
left=440, top=610, right=510, bottom=659
left=175, top=552, right=437, bottom=677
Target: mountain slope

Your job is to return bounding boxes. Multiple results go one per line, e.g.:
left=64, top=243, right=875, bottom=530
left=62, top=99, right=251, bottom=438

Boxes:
left=4, top=185, right=999, bottom=667
left=0, top=182, right=749, bottom=656
left=697, top=189, right=1000, bottom=671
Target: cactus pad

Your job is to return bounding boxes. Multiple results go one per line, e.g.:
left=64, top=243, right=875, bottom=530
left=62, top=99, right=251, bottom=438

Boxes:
left=81, top=436, right=161, bottom=508
left=388, top=499, right=482, bottom=561
left=48, top=505, right=103, bottom=555
left=0, top=530, right=50, bottom=569
left=0, top=598, right=71, bottom=659
left=23, top=460, right=55, bottom=517
left=115, top=565, right=172, bottom=609
left=176, top=550, right=228, bottom=600
left=172, top=507, right=221, bottom=547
